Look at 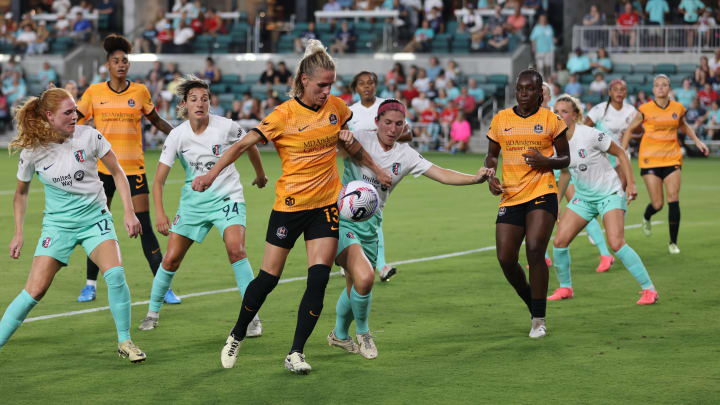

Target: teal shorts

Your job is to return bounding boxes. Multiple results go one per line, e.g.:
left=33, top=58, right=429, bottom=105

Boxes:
left=171, top=200, right=246, bottom=243
left=34, top=215, right=118, bottom=266
left=336, top=215, right=381, bottom=268
left=567, top=192, right=627, bottom=222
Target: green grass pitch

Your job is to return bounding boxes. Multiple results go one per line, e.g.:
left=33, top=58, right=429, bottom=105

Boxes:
left=0, top=150, right=718, bottom=404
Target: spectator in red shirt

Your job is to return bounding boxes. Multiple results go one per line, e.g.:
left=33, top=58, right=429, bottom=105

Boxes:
left=454, top=86, right=476, bottom=116
left=385, top=62, right=405, bottom=85
left=697, top=83, right=718, bottom=107
left=191, top=12, right=205, bottom=34
left=440, top=100, right=459, bottom=125
left=203, top=8, right=224, bottom=36
left=613, top=3, right=638, bottom=47
left=401, top=78, right=419, bottom=103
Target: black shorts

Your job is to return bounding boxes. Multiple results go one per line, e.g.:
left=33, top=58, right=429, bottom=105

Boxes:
left=640, top=165, right=681, bottom=180
left=265, top=203, right=340, bottom=249
left=98, top=172, right=150, bottom=198
left=495, top=193, right=558, bottom=227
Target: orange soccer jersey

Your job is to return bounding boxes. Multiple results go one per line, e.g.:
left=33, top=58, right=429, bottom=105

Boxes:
left=77, top=81, right=155, bottom=175
left=637, top=100, right=685, bottom=169
left=487, top=106, right=567, bottom=207
left=252, top=95, right=352, bottom=212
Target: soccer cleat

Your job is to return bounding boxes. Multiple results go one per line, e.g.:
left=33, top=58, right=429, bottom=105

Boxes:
left=668, top=243, right=680, bottom=254
left=545, top=256, right=552, bottom=267
left=220, top=334, right=242, bottom=368
left=285, top=352, right=312, bottom=374
left=547, top=287, right=573, bottom=301
left=356, top=332, right=378, bottom=359
left=379, top=265, right=397, bottom=282
left=246, top=315, right=263, bottom=338
left=641, top=218, right=652, bottom=237
left=596, top=255, right=614, bottom=273
left=118, top=339, right=146, bottom=363
left=138, top=315, right=159, bottom=331
left=340, top=267, right=346, bottom=277
left=164, top=288, right=182, bottom=304
left=77, top=285, right=96, bottom=302
left=636, top=289, right=659, bottom=305
left=529, top=317, right=547, bottom=338
left=327, top=330, right=359, bottom=353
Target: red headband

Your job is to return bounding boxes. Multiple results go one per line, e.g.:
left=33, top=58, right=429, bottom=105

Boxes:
left=609, top=79, right=626, bottom=89
left=377, top=101, right=406, bottom=117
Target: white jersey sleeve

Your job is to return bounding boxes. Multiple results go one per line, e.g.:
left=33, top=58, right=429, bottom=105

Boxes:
left=17, top=149, right=35, bottom=182
left=92, top=130, right=112, bottom=160
left=159, top=128, right=182, bottom=167
left=402, top=145, right=433, bottom=178
left=228, top=121, right=246, bottom=144
left=595, top=130, right=613, bottom=153
left=586, top=103, right=605, bottom=124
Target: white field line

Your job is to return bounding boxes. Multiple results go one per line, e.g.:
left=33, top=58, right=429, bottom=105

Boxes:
left=23, top=221, right=663, bottom=324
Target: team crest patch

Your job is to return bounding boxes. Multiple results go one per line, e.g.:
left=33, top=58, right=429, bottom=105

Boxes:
left=42, top=237, right=51, bottom=248
left=392, top=162, right=400, bottom=175
left=329, top=113, right=338, bottom=125
left=498, top=207, right=506, bottom=216
left=533, top=124, right=543, bottom=134
left=346, top=232, right=355, bottom=239
left=276, top=226, right=288, bottom=239
left=578, top=149, right=586, bottom=158
left=74, top=149, right=86, bottom=162
left=173, top=215, right=180, bottom=225
left=128, top=98, right=135, bottom=107
left=572, top=198, right=580, bottom=205
left=212, top=144, right=221, bottom=156
left=672, top=112, right=678, bottom=119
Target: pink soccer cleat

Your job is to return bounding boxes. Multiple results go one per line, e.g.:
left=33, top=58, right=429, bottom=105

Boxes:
left=596, top=255, right=614, bottom=273
left=547, top=287, right=574, bottom=301
left=636, top=289, right=658, bottom=305
left=545, top=256, right=552, bottom=267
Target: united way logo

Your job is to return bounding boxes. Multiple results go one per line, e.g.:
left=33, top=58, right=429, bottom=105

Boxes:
left=498, top=207, right=506, bottom=216
left=276, top=226, right=288, bottom=239
left=392, top=162, right=400, bottom=175
left=127, top=98, right=136, bottom=107
left=212, top=144, right=221, bottom=156
left=74, top=149, right=86, bottom=163
left=346, top=231, right=355, bottom=239
left=578, top=149, right=586, bottom=158
left=42, top=237, right=52, bottom=248
left=533, top=124, right=543, bottom=134
left=329, top=113, right=338, bottom=125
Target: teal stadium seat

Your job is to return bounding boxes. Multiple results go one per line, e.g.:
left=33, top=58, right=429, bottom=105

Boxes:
left=625, top=74, right=646, bottom=84
left=219, top=93, right=235, bottom=104
left=584, top=93, right=603, bottom=105
left=676, top=63, right=696, bottom=74
left=655, top=64, right=677, bottom=74
left=277, top=34, right=295, bottom=53
left=466, top=74, right=487, bottom=83
left=580, top=74, right=594, bottom=84
left=605, top=73, right=625, bottom=82
left=244, top=73, right=261, bottom=83
left=356, top=33, right=376, bottom=53
left=613, top=63, right=633, bottom=74
left=634, top=64, right=654, bottom=73
left=210, top=83, right=228, bottom=94
left=222, top=74, right=240, bottom=84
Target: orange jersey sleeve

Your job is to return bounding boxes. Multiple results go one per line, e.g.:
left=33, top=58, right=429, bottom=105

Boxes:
left=490, top=107, right=566, bottom=207
left=638, top=100, right=685, bottom=168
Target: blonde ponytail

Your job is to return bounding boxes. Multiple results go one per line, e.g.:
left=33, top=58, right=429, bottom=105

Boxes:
left=289, top=39, right=336, bottom=99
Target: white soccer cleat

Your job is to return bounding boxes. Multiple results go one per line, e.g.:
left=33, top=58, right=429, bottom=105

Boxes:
left=379, top=265, right=397, bottom=282
left=356, top=332, right=378, bottom=359
left=285, top=352, right=312, bottom=374
left=340, top=267, right=346, bottom=277
left=220, top=334, right=242, bottom=368
left=327, top=330, right=359, bottom=353
left=641, top=218, right=652, bottom=237
left=668, top=243, right=680, bottom=254
left=118, top=339, right=147, bottom=363
left=246, top=314, right=263, bottom=338
left=138, top=315, right=158, bottom=331
left=529, top=317, right=547, bottom=339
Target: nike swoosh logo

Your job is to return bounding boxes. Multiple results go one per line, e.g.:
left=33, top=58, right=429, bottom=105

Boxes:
left=331, top=226, right=338, bottom=230
left=298, top=125, right=309, bottom=132
left=535, top=200, right=545, bottom=205
left=43, top=164, right=54, bottom=170
left=135, top=184, right=143, bottom=189
left=504, top=128, right=513, bottom=131
left=100, top=101, right=109, bottom=104
left=181, top=149, right=190, bottom=154
left=100, top=232, right=110, bottom=235
left=309, top=310, right=319, bottom=317
left=342, top=190, right=362, bottom=200
left=244, top=305, right=255, bottom=312
left=151, top=248, right=161, bottom=254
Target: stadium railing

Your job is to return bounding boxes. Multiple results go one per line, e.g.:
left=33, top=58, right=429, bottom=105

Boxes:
left=454, top=7, right=538, bottom=27
left=313, top=10, right=400, bottom=52
left=573, top=25, right=720, bottom=53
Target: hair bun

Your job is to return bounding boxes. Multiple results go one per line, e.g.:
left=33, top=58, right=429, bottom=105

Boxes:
left=303, top=39, right=326, bottom=58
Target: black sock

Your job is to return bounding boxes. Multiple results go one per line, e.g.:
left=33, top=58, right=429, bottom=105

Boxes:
left=86, top=256, right=99, bottom=281
left=516, top=284, right=532, bottom=315
left=136, top=212, right=163, bottom=275
left=644, top=203, right=659, bottom=221
left=531, top=299, right=547, bottom=319
left=290, top=264, right=331, bottom=354
left=231, top=270, right=279, bottom=340
left=668, top=201, right=680, bottom=244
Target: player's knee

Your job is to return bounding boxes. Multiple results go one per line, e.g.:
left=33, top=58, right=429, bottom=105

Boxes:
left=227, top=245, right=247, bottom=263
left=161, top=255, right=181, bottom=272
left=651, top=201, right=664, bottom=211
left=497, top=253, right=519, bottom=270
left=353, top=271, right=374, bottom=294
left=609, top=238, right=626, bottom=253
left=525, top=243, right=547, bottom=262
left=25, top=286, right=47, bottom=301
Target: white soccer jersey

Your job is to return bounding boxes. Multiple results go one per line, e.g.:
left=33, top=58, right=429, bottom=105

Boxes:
left=341, top=128, right=432, bottom=215
left=17, top=125, right=111, bottom=227
left=586, top=101, right=637, bottom=143
left=567, top=124, right=623, bottom=202
left=348, top=98, right=385, bottom=132
left=159, top=115, right=246, bottom=209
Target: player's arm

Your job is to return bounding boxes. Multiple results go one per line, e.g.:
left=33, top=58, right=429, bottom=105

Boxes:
left=621, top=111, right=643, bottom=149
left=523, top=130, right=570, bottom=169
left=423, top=164, right=491, bottom=185
left=679, top=116, right=710, bottom=156
left=192, top=130, right=264, bottom=192
left=100, top=150, right=141, bottom=238
left=246, top=144, right=268, bottom=188
left=484, top=138, right=502, bottom=195
left=583, top=116, right=595, bottom=127
left=338, top=128, right=392, bottom=187
left=9, top=181, right=30, bottom=259
left=607, top=140, right=637, bottom=202
left=152, top=162, right=172, bottom=236
left=145, top=109, right=174, bottom=135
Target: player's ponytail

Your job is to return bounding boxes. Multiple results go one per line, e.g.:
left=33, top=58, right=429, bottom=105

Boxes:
left=174, top=74, right=210, bottom=120
left=555, top=93, right=584, bottom=123
left=289, top=39, right=336, bottom=98
left=10, top=88, right=72, bottom=152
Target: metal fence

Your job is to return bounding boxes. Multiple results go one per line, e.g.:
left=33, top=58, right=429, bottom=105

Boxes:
left=573, top=25, right=720, bottom=53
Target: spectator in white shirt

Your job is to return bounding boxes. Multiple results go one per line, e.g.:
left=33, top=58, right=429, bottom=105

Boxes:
left=589, top=72, right=608, bottom=95
left=16, top=25, right=37, bottom=53
left=173, top=20, right=195, bottom=52
left=411, top=91, right=430, bottom=113
left=52, top=0, right=71, bottom=15
left=323, top=0, right=342, bottom=11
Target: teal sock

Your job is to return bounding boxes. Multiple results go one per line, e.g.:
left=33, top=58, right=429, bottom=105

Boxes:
left=334, top=288, right=353, bottom=340
left=586, top=218, right=611, bottom=256
left=375, top=226, right=386, bottom=272
left=232, top=258, right=254, bottom=296
left=350, top=286, right=372, bottom=335
left=544, top=250, right=550, bottom=261
left=552, top=247, right=573, bottom=288
left=0, top=290, right=38, bottom=350
left=103, top=266, right=132, bottom=342
left=615, top=244, right=654, bottom=289
left=149, top=266, right=175, bottom=313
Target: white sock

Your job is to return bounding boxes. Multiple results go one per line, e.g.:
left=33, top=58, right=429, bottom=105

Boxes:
left=86, top=280, right=97, bottom=287
left=147, top=310, right=159, bottom=318
left=253, top=313, right=260, bottom=321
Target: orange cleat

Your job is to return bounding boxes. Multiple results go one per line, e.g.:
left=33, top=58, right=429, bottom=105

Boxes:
left=547, top=287, right=574, bottom=300
left=636, top=289, right=658, bottom=305
left=596, top=255, right=614, bottom=273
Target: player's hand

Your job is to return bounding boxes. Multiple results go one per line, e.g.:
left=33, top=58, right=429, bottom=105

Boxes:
left=155, top=213, right=171, bottom=236
left=696, top=140, right=710, bottom=156
left=9, top=235, right=23, bottom=259
left=338, top=129, right=355, bottom=146
left=474, top=167, right=495, bottom=184
left=192, top=173, right=214, bottom=192
left=252, top=175, right=268, bottom=188
left=376, top=170, right=392, bottom=187
left=522, top=148, right=546, bottom=168
left=125, top=213, right=142, bottom=238
left=625, top=182, right=638, bottom=204
left=489, top=176, right=503, bottom=195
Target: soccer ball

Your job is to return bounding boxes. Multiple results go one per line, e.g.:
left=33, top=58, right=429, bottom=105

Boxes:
left=337, top=180, right=379, bottom=222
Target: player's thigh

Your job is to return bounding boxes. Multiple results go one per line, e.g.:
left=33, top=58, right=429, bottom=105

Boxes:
left=163, top=232, right=195, bottom=270
left=495, top=223, right=526, bottom=264
left=525, top=208, right=556, bottom=255
left=89, top=239, right=123, bottom=272
left=336, top=243, right=374, bottom=288
left=565, top=183, right=576, bottom=202
left=24, top=256, right=64, bottom=300
left=222, top=224, right=248, bottom=262
left=260, top=242, right=291, bottom=276
left=663, top=168, right=682, bottom=202
left=602, top=209, right=627, bottom=251
left=642, top=173, right=665, bottom=206
left=554, top=205, right=590, bottom=248
left=305, top=237, right=338, bottom=268
left=131, top=193, right=150, bottom=212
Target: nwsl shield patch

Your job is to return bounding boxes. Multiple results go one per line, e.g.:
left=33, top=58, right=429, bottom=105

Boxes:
left=329, top=113, right=338, bottom=125
left=276, top=226, right=288, bottom=239
left=533, top=124, right=543, bottom=134
left=42, top=237, right=51, bottom=248
left=75, top=149, right=86, bottom=163
left=392, top=163, right=400, bottom=175
left=212, top=144, right=221, bottom=156
left=128, top=98, right=135, bottom=107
